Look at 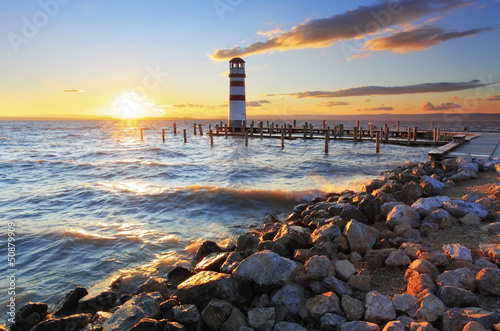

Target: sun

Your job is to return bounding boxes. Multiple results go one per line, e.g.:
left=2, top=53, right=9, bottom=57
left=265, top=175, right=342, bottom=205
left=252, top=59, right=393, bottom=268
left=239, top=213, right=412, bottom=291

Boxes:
left=108, top=92, right=165, bottom=118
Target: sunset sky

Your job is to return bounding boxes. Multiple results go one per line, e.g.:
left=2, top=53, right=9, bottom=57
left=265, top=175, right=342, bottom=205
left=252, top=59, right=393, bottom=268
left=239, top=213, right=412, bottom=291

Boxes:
left=1, top=0, right=499, bottom=119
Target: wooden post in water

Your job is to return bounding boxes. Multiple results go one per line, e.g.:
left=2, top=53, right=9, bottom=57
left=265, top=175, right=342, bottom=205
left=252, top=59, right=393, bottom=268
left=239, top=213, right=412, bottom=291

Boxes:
left=193, top=123, right=197, bottom=135
left=281, top=128, right=285, bottom=149
left=322, top=120, right=326, bottom=129
left=199, top=124, right=203, bottom=136
left=385, top=127, right=390, bottom=143
left=303, top=124, right=307, bottom=140
left=174, top=123, right=177, bottom=134
left=407, top=128, right=411, bottom=146
left=183, top=129, right=187, bottom=143
left=359, top=126, right=363, bottom=142
left=353, top=126, right=358, bottom=143
left=250, top=123, right=254, bottom=136
left=288, top=124, right=292, bottom=138
left=396, top=121, right=400, bottom=131
left=325, top=126, right=330, bottom=154
left=245, top=132, right=248, bottom=147
left=140, top=128, right=144, bottom=141
left=293, top=120, right=297, bottom=128
left=224, top=124, right=228, bottom=138
left=433, top=128, right=437, bottom=146
left=413, top=127, right=418, bottom=142
left=379, top=127, right=384, bottom=142
left=209, top=129, right=214, bottom=146
left=333, top=125, right=337, bottom=140
left=356, top=120, right=360, bottom=127
left=162, top=129, right=165, bottom=143
left=375, top=132, right=380, bottom=153
left=339, top=123, right=344, bottom=136
left=369, top=125, right=374, bottom=140
left=310, top=124, right=314, bottom=139
left=259, top=121, right=263, bottom=138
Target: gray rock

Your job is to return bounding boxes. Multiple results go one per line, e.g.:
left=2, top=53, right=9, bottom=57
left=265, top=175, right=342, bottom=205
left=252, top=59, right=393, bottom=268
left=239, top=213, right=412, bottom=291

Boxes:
left=442, top=244, right=472, bottom=262
left=380, top=202, right=406, bottom=218
left=310, top=223, right=341, bottom=245
left=54, top=287, right=88, bottom=316
left=194, top=252, right=230, bottom=273
left=422, top=208, right=454, bottom=226
left=411, top=196, right=450, bottom=217
left=236, top=232, right=260, bottom=254
left=442, top=200, right=489, bottom=220
left=201, top=299, right=233, bottom=330
left=258, top=241, right=290, bottom=258
left=78, top=275, right=122, bottom=313
left=248, top=307, right=275, bottom=331
left=442, top=307, right=500, bottom=331
left=220, top=252, right=244, bottom=274
left=323, top=276, right=353, bottom=297
left=415, top=293, right=446, bottom=323
left=402, top=242, right=423, bottom=260
left=341, top=295, right=364, bottom=321
left=164, top=321, right=187, bottom=331
left=437, top=286, right=479, bottom=307
left=481, top=222, right=500, bottom=234
left=123, top=292, right=162, bottom=318
left=406, top=273, right=437, bottom=296
left=172, top=304, right=202, bottom=331
left=344, top=219, right=380, bottom=255
left=194, top=240, right=223, bottom=261
left=334, top=259, right=357, bottom=281
left=474, top=259, right=498, bottom=271
left=479, top=244, right=500, bottom=263
left=220, top=307, right=249, bottom=331
left=408, top=259, right=440, bottom=279
left=348, top=274, right=372, bottom=292
left=409, top=321, right=437, bottom=331
left=421, top=175, right=446, bottom=194
left=273, top=321, right=307, bottom=331
left=167, top=266, right=194, bottom=287
left=392, top=294, right=417, bottom=316
left=365, top=291, right=396, bottom=324
left=306, top=292, right=342, bottom=318
left=340, top=321, right=380, bottom=331
left=176, top=271, right=252, bottom=310
left=459, top=213, right=482, bottom=225
left=436, top=268, right=476, bottom=291
left=128, top=318, right=161, bottom=331
left=233, top=251, right=298, bottom=288
left=273, top=225, right=309, bottom=255
left=134, top=278, right=169, bottom=300
left=320, top=313, right=347, bottom=330
left=31, top=313, right=92, bottom=331
left=386, top=205, right=420, bottom=230
left=358, top=194, right=381, bottom=223
left=271, top=282, right=308, bottom=319
left=382, top=320, right=405, bottom=331
left=385, top=250, right=411, bottom=266
left=417, top=250, right=451, bottom=266
left=476, top=268, right=500, bottom=296
left=339, top=204, right=368, bottom=224
left=305, top=255, right=335, bottom=280
left=102, top=305, right=146, bottom=331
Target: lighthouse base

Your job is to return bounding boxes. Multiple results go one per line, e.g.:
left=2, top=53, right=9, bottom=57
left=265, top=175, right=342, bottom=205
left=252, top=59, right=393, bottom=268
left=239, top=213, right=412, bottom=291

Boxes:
left=229, top=119, right=245, bottom=129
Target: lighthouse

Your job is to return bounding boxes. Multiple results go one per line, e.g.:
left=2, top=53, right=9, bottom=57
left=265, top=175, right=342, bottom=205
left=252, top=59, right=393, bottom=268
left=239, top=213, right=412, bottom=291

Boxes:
left=228, top=57, right=246, bottom=129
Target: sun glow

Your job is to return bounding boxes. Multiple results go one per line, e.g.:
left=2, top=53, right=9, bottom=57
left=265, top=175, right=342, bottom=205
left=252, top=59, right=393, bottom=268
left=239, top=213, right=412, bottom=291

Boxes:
left=107, top=92, right=165, bottom=118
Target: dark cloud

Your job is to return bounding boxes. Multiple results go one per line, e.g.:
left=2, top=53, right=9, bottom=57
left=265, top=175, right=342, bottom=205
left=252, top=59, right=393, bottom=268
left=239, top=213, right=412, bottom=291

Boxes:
left=317, top=101, right=350, bottom=106
left=62, top=89, right=84, bottom=93
left=209, top=0, right=471, bottom=60
left=486, top=95, right=500, bottom=101
left=421, top=101, right=462, bottom=110
left=265, top=80, right=495, bottom=98
left=365, top=25, right=496, bottom=53
left=358, top=106, right=394, bottom=111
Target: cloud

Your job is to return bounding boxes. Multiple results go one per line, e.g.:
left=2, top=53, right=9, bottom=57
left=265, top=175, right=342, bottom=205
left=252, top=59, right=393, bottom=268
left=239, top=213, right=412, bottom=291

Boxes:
left=451, top=96, right=459, bottom=99
left=421, top=101, right=462, bottom=110
left=364, top=25, right=496, bottom=53
left=486, top=95, right=500, bottom=101
left=62, top=89, right=84, bottom=93
left=265, top=80, right=496, bottom=99
left=317, top=101, right=350, bottom=107
left=209, top=0, right=471, bottom=60
left=246, top=100, right=271, bottom=107
left=358, top=106, right=394, bottom=111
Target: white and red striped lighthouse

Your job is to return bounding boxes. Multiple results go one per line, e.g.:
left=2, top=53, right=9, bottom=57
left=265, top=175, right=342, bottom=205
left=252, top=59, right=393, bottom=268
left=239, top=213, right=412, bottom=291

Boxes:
left=228, top=57, right=246, bottom=129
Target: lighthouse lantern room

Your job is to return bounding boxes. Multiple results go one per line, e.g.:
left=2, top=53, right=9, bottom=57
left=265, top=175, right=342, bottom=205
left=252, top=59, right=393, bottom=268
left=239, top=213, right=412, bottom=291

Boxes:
left=228, top=57, right=246, bottom=129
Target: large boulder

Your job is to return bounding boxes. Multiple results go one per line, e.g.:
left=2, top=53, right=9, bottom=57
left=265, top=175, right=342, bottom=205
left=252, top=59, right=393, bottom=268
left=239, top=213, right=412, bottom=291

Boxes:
left=392, top=294, right=417, bottom=316
left=220, top=252, right=245, bottom=274
left=236, top=232, right=260, bottom=254
left=194, top=252, right=230, bottom=273
left=271, top=282, right=309, bottom=319
left=323, top=276, right=353, bottom=297
left=220, top=307, right=250, bottom=331
left=54, top=287, right=88, bottom=316
left=442, top=200, right=489, bottom=220
left=437, top=286, right=478, bottom=308
left=176, top=271, right=252, bottom=310
left=233, top=250, right=298, bottom=288
left=341, top=295, right=364, bottom=321
left=134, top=278, right=169, bottom=300
left=102, top=305, right=146, bottom=331
left=415, top=293, right=446, bottom=324
left=411, top=196, right=450, bottom=217
left=436, top=268, right=476, bottom=291
left=122, top=292, right=162, bottom=318
left=306, top=292, right=342, bottom=318
left=479, top=244, right=500, bottom=263
left=386, top=205, right=420, bottom=230
left=364, top=291, right=396, bottom=324
left=476, top=268, right=500, bottom=296
left=408, top=259, right=440, bottom=280
left=194, top=240, right=223, bottom=261
left=344, top=219, right=380, bottom=255
left=407, top=273, right=436, bottom=296
left=10, top=303, right=48, bottom=331
left=78, top=275, right=122, bottom=313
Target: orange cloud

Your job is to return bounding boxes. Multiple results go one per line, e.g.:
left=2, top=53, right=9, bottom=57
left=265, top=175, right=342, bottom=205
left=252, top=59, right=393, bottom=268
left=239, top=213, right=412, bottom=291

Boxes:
left=421, top=101, right=462, bottom=110
left=317, top=101, right=350, bottom=107
left=486, top=95, right=500, bottom=101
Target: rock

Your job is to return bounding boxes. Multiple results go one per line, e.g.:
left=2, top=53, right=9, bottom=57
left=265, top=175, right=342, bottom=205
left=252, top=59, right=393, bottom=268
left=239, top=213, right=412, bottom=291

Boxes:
left=421, top=176, right=446, bottom=194
left=365, top=291, right=396, bottom=324
left=159, top=299, right=178, bottom=320
left=220, top=307, right=249, bottom=331
left=386, top=250, right=411, bottom=266
left=392, top=294, right=417, bottom=316
left=134, top=277, right=169, bottom=300
left=220, top=252, right=244, bottom=274
left=386, top=205, right=420, bottom=230
left=422, top=209, right=454, bottom=228
left=310, top=223, right=341, bottom=245
left=474, top=259, right=498, bottom=271
left=459, top=213, right=482, bottom=225
left=323, top=276, right=353, bottom=297
left=415, top=293, right=446, bottom=323
left=10, top=303, right=49, bottom=331
left=233, top=251, right=298, bottom=289
left=176, top=271, right=252, bottom=310
left=363, top=179, right=386, bottom=193
left=344, top=219, right=380, bottom=255
left=358, top=195, right=381, bottom=223
left=348, top=274, right=372, bottom=292
left=306, top=292, right=343, bottom=318
left=31, top=313, right=92, bottom=331
left=479, top=244, right=500, bottom=262
left=102, top=305, right=146, bottom=331
left=437, top=286, right=478, bottom=307
left=383, top=321, right=405, bottom=331
left=292, top=249, right=314, bottom=264
left=442, top=200, right=489, bottom=220
left=164, top=321, right=186, bottom=330
left=380, top=202, right=406, bottom=218
left=248, top=307, right=275, bottom=331
left=341, top=295, right=364, bottom=321
left=408, top=259, right=440, bottom=279
left=305, top=255, right=335, bottom=280
left=442, top=244, right=472, bottom=262
left=236, top=232, right=260, bottom=254
left=340, top=321, right=381, bottom=331
left=258, top=240, right=291, bottom=258
left=436, top=268, right=476, bottom=291
left=365, top=248, right=397, bottom=269
left=54, top=286, right=88, bottom=316
left=339, top=204, right=368, bottom=224
left=402, top=242, right=423, bottom=260
left=194, top=252, right=230, bottom=273
left=476, top=268, right=500, bottom=296
left=420, top=222, right=439, bottom=236
left=271, top=282, right=308, bottom=319
left=172, top=304, right=202, bottom=331
left=482, top=222, right=500, bottom=235
left=167, top=266, right=194, bottom=287
left=311, top=241, right=338, bottom=259
left=200, top=299, right=233, bottom=330
left=194, top=240, right=223, bottom=261
left=417, top=250, right=451, bottom=267
left=409, top=321, right=436, bottom=331
left=446, top=260, right=475, bottom=271
left=442, top=308, right=500, bottom=331
left=78, top=275, right=122, bottom=313
left=406, top=273, right=436, bottom=296
left=273, top=321, right=308, bottom=331
left=320, top=313, right=347, bottom=330
left=411, top=196, right=450, bottom=217
left=462, top=193, right=482, bottom=202
left=273, top=225, right=308, bottom=255
left=124, top=292, right=162, bottom=318
left=128, top=318, right=161, bottom=331
left=462, top=321, right=487, bottom=331
left=393, top=182, right=424, bottom=204
left=334, top=259, right=357, bottom=281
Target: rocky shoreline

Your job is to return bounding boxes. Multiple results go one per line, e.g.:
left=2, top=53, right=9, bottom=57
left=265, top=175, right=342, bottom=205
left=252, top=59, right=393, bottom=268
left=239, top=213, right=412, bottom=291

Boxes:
left=7, top=155, right=500, bottom=331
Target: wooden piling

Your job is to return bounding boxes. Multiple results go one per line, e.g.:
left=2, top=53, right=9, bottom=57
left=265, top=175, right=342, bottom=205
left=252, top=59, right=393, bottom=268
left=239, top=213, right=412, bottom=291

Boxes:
left=413, top=127, right=418, bottom=142
left=140, top=128, right=144, bottom=141
left=339, top=124, right=344, bottom=136
left=281, top=128, right=285, bottom=149
left=407, top=127, right=411, bottom=146
left=199, top=124, right=203, bottom=136
left=174, top=123, right=177, bottom=134
left=245, top=132, right=248, bottom=147
left=353, top=127, right=358, bottom=143
left=396, top=121, right=400, bottom=131
left=250, top=123, right=254, bottom=136
left=224, top=124, right=228, bottom=138
left=322, top=120, right=326, bottom=129
left=356, top=120, right=360, bottom=128
left=375, top=132, right=380, bottom=153
left=303, top=124, right=307, bottom=140
left=289, top=124, right=292, bottom=138
left=162, top=129, right=165, bottom=143
left=209, top=129, right=214, bottom=146
left=370, top=125, right=374, bottom=140
left=183, top=129, right=187, bottom=143
left=310, top=124, right=313, bottom=139
left=293, top=120, right=297, bottom=127
left=385, top=127, right=390, bottom=142
left=259, top=121, right=263, bottom=138
left=359, top=126, right=363, bottom=142
left=325, top=126, right=330, bottom=154
left=193, top=123, right=197, bottom=135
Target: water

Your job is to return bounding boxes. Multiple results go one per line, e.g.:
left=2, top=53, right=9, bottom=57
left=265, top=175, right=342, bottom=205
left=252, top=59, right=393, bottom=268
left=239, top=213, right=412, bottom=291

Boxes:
left=0, top=119, right=496, bottom=322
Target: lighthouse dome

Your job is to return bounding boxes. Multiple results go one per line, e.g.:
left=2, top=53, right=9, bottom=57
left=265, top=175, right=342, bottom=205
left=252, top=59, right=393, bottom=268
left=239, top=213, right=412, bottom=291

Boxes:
left=229, top=57, right=245, bottom=63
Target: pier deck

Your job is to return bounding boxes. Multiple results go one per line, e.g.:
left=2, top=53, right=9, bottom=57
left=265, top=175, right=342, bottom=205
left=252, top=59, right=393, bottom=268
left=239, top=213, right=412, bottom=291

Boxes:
left=447, top=133, right=500, bottom=158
